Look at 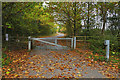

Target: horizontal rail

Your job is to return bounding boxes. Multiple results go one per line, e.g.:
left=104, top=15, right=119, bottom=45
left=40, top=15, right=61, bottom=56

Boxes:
left=32, top=38, right=67, bottom=47
left=32, top=38, right=72, bottom=40
left=75, top=36, right=120, bottom=38
left=76, top=40, right=93, bottom=41
left=75, top=36, right=100, bottom=38
left=76, top=40, right=84, bottom=41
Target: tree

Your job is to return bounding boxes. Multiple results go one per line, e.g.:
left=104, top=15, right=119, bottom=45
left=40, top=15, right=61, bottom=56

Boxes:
left=107, top=2, right=120, bottom=35
left=2, top=2, right=56, bottom=37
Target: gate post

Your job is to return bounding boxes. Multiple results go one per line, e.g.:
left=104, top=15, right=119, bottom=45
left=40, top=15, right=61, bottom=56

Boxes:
left=71, top=38, right=73, bottom=48
left=55, top=38, right=57, bottom=44
left=28, top=36, right=31, bottom=50
left=74, top=37, right=76, bottom=49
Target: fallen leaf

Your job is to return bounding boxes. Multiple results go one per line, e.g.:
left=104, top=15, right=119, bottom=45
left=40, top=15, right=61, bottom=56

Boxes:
left=78, top=74, right=82, bottom=77
left=85, top=72, right=88, bottom=74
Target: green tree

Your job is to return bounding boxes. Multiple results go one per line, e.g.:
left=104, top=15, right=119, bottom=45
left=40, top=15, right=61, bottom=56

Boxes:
left=2, top=2, right=56, bottom=38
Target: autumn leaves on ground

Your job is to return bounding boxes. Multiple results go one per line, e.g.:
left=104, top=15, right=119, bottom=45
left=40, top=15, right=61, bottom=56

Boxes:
left=2, top=41, right=119, bottom=78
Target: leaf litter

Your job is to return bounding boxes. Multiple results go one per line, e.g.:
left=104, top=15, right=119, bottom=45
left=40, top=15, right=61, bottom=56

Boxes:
left=2, top=47, right=119, bottom=78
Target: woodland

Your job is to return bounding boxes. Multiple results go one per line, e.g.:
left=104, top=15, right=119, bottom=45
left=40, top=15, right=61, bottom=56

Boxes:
left=2, top=2, right=120, bottom=78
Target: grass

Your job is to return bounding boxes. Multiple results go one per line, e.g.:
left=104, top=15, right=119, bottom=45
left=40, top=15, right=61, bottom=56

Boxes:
left=76, top=40, right=119, bottom=65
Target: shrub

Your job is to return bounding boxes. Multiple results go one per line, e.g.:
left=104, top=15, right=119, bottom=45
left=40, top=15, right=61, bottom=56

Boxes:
left=77, top=29, right=119, bottom=57
left=2, top=49, right=12, bottom=66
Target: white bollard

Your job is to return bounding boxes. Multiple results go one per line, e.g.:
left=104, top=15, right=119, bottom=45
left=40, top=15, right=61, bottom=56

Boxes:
left=28, top=36, right=31, bottom=50
left=5, top=34, right=8, bottom=41
left=74, top=37, right=76, bottom=49
left=104, top=40, right=110, bottom=61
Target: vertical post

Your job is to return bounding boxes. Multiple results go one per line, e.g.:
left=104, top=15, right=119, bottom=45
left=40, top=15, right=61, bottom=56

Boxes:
left=28, top=36, right=31, bottom=51
left=32, top=39, right=35, bottom=49
left=106, top=40, right=110, bottom=61
left=74, top=37, right=76, bottom=49
left=71, top=38, right=73, bottom=48
left=5, top=34, right=8, bottom=41
left=5, top=34, right=8, bottom=48
left=84, top=36, right=86, bottom=49
left=55, top=38, right=57, bottom=44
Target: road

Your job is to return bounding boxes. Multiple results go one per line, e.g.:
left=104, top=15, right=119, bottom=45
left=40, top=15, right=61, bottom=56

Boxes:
left=19, top=33, right=107, bottom=78
left=45, top=33, right=65, bottom=38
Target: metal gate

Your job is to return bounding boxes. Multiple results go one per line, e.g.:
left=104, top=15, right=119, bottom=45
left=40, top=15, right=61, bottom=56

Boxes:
left=28, top=37, right=74, bottom=51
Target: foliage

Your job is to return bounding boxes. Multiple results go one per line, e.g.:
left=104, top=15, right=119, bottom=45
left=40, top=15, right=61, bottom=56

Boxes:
left=2, top=49, right=12, bottom=66
left=77, top=28, right=119, bottom=52
left=1, top=2, right=120, bottom=78
left=2, top=2, right=57, bottom=38
left=49, top=2, right=120, bottom=36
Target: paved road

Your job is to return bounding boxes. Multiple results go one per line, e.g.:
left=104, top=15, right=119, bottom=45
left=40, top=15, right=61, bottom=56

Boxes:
left=26, top=51, right=106, bottom=78
left=20, top=33, right=107, bottom=78
left=46, top=33, right=65, bottom=38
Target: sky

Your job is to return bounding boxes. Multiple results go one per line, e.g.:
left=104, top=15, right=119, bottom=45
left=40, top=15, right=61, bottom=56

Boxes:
left=42, top=1, right=49, bottom=7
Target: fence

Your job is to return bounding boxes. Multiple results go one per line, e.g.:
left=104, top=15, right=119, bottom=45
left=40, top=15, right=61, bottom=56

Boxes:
left=3, top=35, right=119, bottom=51
left=3, top=36, right=28, bottom=50
left=75, top=36, right=104, bottom=50
left=74, top=36, right=120, bottom=51
left=3, top=36, right=76, bottom=51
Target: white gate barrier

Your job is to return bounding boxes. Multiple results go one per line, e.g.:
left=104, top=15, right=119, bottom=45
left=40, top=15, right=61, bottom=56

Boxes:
left=28, top=36, right=76, bottom=50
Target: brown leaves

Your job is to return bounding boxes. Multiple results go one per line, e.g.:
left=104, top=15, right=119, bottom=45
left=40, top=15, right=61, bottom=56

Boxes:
left=105, top=73, right=113, bottom=78
left=2, top=45, right=119, bottom=78
left=2, top=49, right=30, bottom=78
left=24, top=71, right=29, bottom=76
left=60, top=66, right=64, bottom=70
left=87, top=63, right=92, bottom=66
left=85, top=72, right=88, bottom=74
left=48, top=67, right=54, bottom=72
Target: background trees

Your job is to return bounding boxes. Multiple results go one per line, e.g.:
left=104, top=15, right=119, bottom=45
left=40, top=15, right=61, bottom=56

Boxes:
left=48, top=2, right=120, bottom=53
left=2, top=2, right=120, bottom=52
left=2, top=2, right=57, bottom=38
left=48, top=2, right=120, bottom=36
left=3, top=2, right=119, bottom=37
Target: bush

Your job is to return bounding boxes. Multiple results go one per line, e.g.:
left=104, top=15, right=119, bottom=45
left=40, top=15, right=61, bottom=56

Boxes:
left=78, top=29, right=119, bottom=57
left=2, top=49, right=12, bottom=66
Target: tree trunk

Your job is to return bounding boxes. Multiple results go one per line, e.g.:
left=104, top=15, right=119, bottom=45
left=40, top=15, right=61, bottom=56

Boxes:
left=97, top=7, right=99, bottom=29
left=87, top=2, right=90, bottom=30
left=73, top=2, right=76, bottom=36
left=118, top=1, right=120, bottom=32
left=101, top=15, right=106, bottom=34
left=68, top=12, right=72, bottom=36
left=101, top=3, right=107, bottom=35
